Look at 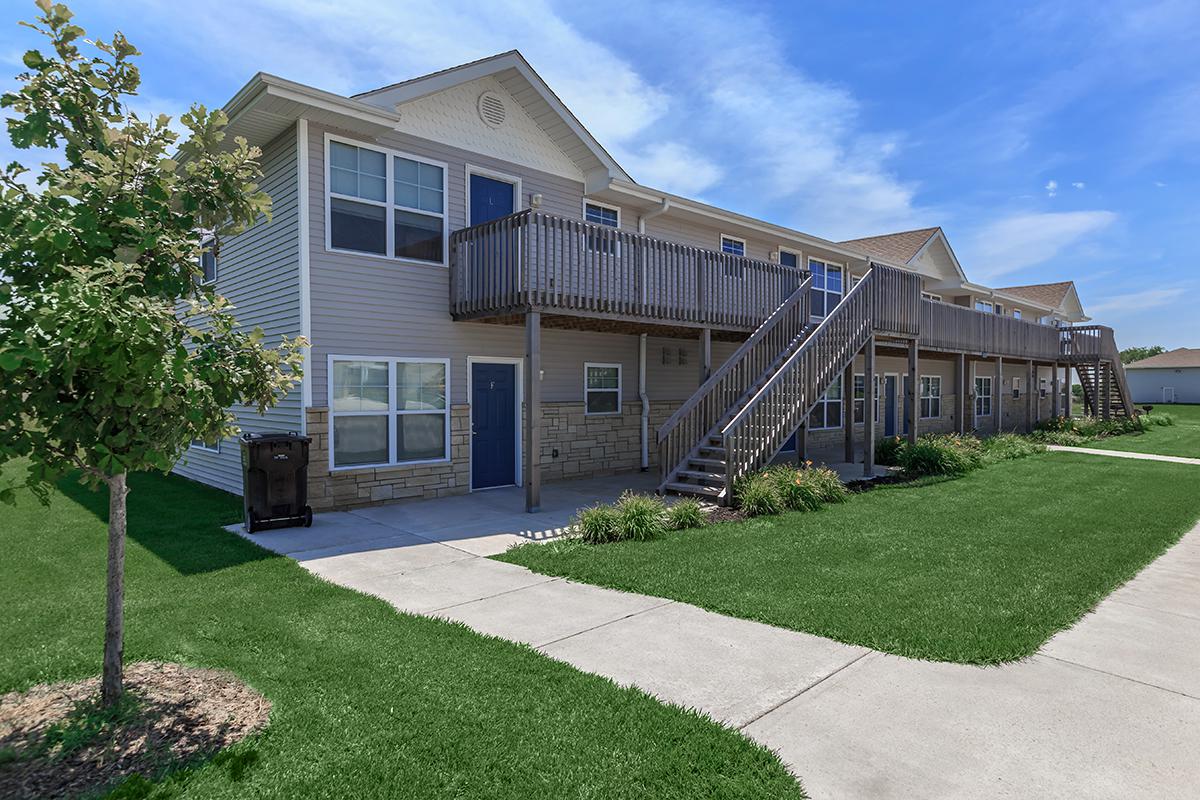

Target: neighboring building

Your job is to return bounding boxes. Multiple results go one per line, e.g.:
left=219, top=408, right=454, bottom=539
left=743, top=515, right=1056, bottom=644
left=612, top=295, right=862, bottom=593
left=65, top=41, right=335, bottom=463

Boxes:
left=1125, top=348, right=1200, bottom=404
left=174, top=51, right=1131, bottom=510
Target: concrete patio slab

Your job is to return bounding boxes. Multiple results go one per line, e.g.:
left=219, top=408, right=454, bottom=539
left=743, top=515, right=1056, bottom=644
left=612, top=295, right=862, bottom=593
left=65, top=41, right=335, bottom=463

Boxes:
left=744, top=651, right=1200, bottom=800
left=229, top=512, right=398, bottom=556
left=298, top=534, right=474, bottom=582
left=365, top=557, right=558, bottom=615
left=1042, top=597, right=1200, bottom=698
left=539, top=601, right=868, bottom=728
left=1105, top=563, right=1200, bottom=621
left=439, top=579, right=673, bottom=647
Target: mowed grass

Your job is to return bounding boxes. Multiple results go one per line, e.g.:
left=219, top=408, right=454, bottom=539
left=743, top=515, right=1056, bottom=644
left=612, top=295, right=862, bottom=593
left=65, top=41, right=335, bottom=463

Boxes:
left=1090, top=403, right=1200, bottom=458
left=498, top=453, right=1200, bottom=665
left=0, top=464, right=804, bottom=799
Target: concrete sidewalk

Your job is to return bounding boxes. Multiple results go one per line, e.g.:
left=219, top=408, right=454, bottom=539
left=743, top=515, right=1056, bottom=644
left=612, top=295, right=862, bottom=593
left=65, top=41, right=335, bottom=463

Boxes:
left=235, top=493, right=1200, bottom=799
left=1046, top=444, right=1200, bottom=465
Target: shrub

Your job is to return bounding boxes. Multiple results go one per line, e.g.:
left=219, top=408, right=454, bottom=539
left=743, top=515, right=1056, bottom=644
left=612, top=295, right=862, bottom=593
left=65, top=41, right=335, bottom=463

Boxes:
left=1142, top=411, right=1175, bottom=428
left=1036, top=415, right=1075, bottom=433
left=736, top=472, right=784, bottom=517
left=898, top=434, right=983, bottom=477
left=664, top=498, right=707, bottom=530
left=804, top=465, right=850, bottom=503
left=1031, top=429, right=1090, bottom=447
left=614, top=492, right=667, bottom=541
left=573, top=504, right=621, bottom=544
left=875, top=435, right=906, bottom=466
left=981, top=433, right=1045, bottom=462
left=762, top=465, right=822, bottom=511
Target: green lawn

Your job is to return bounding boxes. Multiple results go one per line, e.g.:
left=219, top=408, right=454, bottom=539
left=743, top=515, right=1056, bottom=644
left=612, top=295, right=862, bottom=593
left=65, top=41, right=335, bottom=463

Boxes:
left=0, top=465, right=803, bottom=799
left=1089, top=404, right=1200, bottom=458
left=498, top=453, right=1200, bottom=665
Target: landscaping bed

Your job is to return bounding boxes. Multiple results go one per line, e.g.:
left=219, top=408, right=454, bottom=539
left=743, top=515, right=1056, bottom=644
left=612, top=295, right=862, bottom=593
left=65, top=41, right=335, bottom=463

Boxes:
left=1084, top=404, right=1200, bottom=458
left=497, top=453, right=1200, bottom=664
left=0, top=465, right=805, bottom=799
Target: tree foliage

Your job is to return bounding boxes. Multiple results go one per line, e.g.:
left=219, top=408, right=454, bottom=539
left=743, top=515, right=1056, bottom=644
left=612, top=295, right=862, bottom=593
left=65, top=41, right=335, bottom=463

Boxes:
left=1120, top=345, right=1165, bottom=365
left=0, top=0, right=305, bottom=501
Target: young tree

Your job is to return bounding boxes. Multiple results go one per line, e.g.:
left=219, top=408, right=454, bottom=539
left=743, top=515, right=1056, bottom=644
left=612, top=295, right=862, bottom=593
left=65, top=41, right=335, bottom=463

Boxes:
left=1120, top=345, right=1165, bottom=365
left=0, top=1, right=305, bottom=706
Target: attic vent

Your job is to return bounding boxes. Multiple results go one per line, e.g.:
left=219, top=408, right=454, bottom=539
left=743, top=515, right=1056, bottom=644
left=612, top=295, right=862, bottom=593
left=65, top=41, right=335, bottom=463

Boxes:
left=477, top=91, right=506, bottom=128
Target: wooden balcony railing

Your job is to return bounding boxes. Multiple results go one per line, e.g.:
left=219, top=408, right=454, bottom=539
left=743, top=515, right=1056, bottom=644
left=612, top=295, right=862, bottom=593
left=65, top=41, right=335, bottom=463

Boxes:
left=449, top=210, right=806, bottom=331
left=919, top=299, right=1063, bottom=360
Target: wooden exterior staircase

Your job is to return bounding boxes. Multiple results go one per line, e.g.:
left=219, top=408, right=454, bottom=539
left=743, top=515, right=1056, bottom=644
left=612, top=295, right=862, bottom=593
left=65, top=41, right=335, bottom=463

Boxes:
left=1065, top=326, right=1134, bottom=418
left=657, top=264, right=922, bottom=503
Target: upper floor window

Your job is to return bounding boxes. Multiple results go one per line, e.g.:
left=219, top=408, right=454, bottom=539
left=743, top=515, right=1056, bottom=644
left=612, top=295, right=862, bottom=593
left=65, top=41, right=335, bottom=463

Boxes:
left=720, top=235, right=746, bottom=256
left=808, top=258, right=844, bottom=317
left=975, top=300, right=1002, bottom=314
left=778, top=249, right=800, bottom=268
left=584, top=202, right=620, bottom=228
left=921, top=292, right=941, bottom=302
left=198, top=238, right=217, bottom=284
left=1012, top=309, right=1022, bottom=320
left=327, top=137, right=446, bottom=264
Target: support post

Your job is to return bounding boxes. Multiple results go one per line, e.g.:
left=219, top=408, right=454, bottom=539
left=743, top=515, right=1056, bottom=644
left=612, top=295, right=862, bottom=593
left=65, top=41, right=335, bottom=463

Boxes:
left=995, top=356, right=1003, bottom=434
left=795, top=419, right=808, bottom=465
left=1026, top=360, right=1035, bottom=433
left=956, top=353, right=967, bottom=434
left=1101, top=359, right=1111, bottom=420
left=863, top=337, right=876, bottom=477
left=907, top=339, right=919, bottom=444
left=843, top=361, right=855, bottom=463
left=699, top=327, right=712, bottom=386
left=1064, top=363, right=1073, bottom=418
left=524, top=312, right=541, bottom=512
left=1052, top=362, right=1061, bottom=419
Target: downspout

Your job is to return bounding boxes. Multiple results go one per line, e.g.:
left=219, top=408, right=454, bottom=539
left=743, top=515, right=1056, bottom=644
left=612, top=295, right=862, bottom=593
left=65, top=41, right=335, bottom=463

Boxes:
left=639, top=333, right=649, bottom=471
left=637, top=198, right=670, bottom=234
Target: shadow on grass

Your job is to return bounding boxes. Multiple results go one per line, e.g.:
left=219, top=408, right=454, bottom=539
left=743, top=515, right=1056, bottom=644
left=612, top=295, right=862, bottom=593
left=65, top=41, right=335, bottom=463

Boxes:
left=55, top=470, right=274, bottom=577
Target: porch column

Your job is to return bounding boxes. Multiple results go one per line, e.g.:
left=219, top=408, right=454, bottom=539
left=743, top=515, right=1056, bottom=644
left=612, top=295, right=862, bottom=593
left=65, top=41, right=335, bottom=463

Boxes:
left=1052, top=362, right=1061, bottom=419
left=906, top=339, right=919, bottom=444
left=843, top=361, right=855, bottom=463
left=955, top=353, right=967, bottom=434
left=863, top=336, right=876, bottom=477
left=1025, top=360, right=1035, bottom=433
left=1064, top=364, right=1073, bottom=417
left=699, top=327, right=712, bottom=386
left=995, top=356, right=1004, bottom=434
left=524, top=312, right=542, bottom=512
left=1101, top=359, right=1112, bottom=420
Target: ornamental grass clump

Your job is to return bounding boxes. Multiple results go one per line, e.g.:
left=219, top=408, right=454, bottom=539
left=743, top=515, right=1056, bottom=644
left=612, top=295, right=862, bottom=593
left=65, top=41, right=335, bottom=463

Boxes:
left=763, top=465, right=822, bottom=511
left=804, top=465, right=850, bottom=503
left=664, top=498, right=707, bottom=531
left=981, top=433, right=1045, bottom=462
left=613, top=492, right=667, bottom=541
left=735, top=472, right=784, bottom=517
left=875, top=435, right=905, bottom=467
left=572, top=504, right=621, bottom=544
left=898, top=434, right=984, bottom=477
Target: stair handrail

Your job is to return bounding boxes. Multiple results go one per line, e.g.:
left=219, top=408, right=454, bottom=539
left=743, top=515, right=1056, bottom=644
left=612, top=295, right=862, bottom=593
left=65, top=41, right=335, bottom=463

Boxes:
left=720, top=266, right=883, bottom=497
left=657, top=274, right=813, bottom=486
left=1063, top=325, right=1134, bottom=416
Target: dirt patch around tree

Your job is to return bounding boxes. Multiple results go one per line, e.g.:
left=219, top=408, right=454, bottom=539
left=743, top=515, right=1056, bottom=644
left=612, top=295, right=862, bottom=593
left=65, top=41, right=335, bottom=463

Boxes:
left=0, top=661, right=271, bottom=800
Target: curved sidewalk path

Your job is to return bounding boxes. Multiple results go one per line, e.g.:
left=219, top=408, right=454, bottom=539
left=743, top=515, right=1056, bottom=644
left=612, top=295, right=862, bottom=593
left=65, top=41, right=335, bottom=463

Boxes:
left=234, top=475, right=1200, bottom=799
left=1046, top=444, right=1200, bottom=465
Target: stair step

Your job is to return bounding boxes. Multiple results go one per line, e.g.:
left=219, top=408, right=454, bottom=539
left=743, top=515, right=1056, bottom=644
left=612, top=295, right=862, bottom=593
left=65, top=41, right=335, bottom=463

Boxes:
left=665, top=481, right=723, bottom=498
left=698, top=444, right=725, bottom=456
left=677, top=469, right=724, bottom=483
left=689, top=457, right=727, bottom=470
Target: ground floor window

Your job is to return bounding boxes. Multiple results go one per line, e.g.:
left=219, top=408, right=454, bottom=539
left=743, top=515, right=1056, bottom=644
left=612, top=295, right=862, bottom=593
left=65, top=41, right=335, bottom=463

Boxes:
left=811, top=376, right=843, bottom=429
left=920, top=376, right=942, bottom=419
left=852, top=374, right=880, bottom=424
left=190, top=438, right=220, bottom=453
left=585, top=363, right=621, bottom=415
left=330, top=356, right=449, bottom=468
left=974, top=376, right=992, bottom=416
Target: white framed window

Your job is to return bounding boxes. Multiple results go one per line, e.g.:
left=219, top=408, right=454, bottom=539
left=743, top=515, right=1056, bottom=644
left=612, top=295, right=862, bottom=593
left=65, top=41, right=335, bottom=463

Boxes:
left=811, top=376, right=843, bottom=430
left=584, top=363, right=621, bottom=416
left=584, top=200, right=620, bottom=228
left=921, top=292, right=942, bottom=302
left=720, top=235, right=746, bottom=256
left=920, top=376, right=942, bottom=419
left=190, top=438, right=220, bottom=453
left=778, top=248, right=800, bottom=268
left=329, top=356, right=450, bottom=470
left=1012, top=376, right=1022, bottom=398
left=974, top=376, right=992, bottom=416
left=1012, top=309, right=1022, bottom=319
left=853, top=374, right=881, bottom=424
left=326, top=134, right=447, bottom=265
left=808, top=258, right=844, bottom=317
left=995, top=303, right=1004, bottom=315
left=975, top=300, right=994, bottom=313
left=198, top=238, right=217, bottom=284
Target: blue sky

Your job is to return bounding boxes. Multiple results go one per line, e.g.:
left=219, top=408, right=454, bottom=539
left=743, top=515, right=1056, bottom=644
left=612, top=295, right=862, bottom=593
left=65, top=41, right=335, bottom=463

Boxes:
left=1, top=0, right=1196, bottom=347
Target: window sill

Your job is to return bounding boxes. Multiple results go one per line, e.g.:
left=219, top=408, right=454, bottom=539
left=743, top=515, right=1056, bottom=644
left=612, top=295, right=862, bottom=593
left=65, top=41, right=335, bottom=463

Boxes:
left=324, top=246, right=447, bottom=268
left=584, top=411, right=623, bottom=418
left=330, top=456, right=451, bottom=473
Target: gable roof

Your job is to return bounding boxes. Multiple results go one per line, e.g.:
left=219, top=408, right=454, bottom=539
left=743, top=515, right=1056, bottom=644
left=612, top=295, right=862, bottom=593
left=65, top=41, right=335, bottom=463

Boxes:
left=1126, top=348, right=1200, bottom=369
left=353, top=51, right=631, bottom=184
left=995, top=281, right=1075, bottom=308
left=839, top=228, right=940, bottom=263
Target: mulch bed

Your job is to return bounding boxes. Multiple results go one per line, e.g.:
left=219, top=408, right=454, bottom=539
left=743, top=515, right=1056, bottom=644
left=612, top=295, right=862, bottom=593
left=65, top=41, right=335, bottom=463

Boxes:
left=0, top=661, right=271, bottom=800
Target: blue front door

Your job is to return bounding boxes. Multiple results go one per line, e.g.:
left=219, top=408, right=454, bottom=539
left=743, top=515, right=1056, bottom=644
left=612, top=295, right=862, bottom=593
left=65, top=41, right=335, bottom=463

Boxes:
left=471, top=362, right=517, bottom=489
left=884, top=375, right=898, bottom=437
left=470, top=173, right=515, bottom=225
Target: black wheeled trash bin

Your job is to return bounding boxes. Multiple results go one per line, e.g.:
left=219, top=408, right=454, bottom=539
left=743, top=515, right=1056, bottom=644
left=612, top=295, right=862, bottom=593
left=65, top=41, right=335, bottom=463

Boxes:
left=241, top=432, right=313, bottom=533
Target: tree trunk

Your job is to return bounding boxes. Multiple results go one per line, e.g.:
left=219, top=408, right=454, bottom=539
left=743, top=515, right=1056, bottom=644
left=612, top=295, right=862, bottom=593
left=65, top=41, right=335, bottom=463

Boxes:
left=102, top=471, right=128, bottom=707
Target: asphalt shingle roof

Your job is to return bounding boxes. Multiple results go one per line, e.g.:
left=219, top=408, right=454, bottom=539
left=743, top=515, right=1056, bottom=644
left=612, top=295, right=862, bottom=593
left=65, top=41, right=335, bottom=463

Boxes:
left=839, top=228, right=940, bottom=263
left=995, top=281, right=1074, bottom=308
left=1126, top=348, right=1200, bottom=369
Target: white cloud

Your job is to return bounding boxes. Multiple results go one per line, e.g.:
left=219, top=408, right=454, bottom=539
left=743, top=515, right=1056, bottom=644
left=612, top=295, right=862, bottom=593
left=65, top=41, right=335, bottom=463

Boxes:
left=1071, top=181, right=1086, bottom=189
left=966, top=210, right=1118, bottom=280
left=1045, top=179, right=1058, bottom=197
left=1155, top=181, right=1167, bottom=187
left=1087, top=287, right=1185, bottom=317
left=618, top=142, right=723, bottom=197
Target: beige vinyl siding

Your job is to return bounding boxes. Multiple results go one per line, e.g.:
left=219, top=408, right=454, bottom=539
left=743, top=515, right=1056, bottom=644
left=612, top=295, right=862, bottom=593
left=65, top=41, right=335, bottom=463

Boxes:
left=173, top=126, right=303, bottom=494
left=307, top=122, right=719, bottom=407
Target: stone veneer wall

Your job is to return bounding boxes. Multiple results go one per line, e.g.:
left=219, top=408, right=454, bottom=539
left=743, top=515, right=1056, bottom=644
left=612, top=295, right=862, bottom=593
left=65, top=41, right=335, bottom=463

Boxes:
left=307, top=401, right=679, bottom=512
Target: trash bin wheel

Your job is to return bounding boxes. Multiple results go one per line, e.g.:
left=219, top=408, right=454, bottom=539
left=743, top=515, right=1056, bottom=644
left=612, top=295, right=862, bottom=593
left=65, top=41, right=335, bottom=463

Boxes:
left=246, top=514, right=259, bottom=534
left=302, top=506, right=314, bottom=528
